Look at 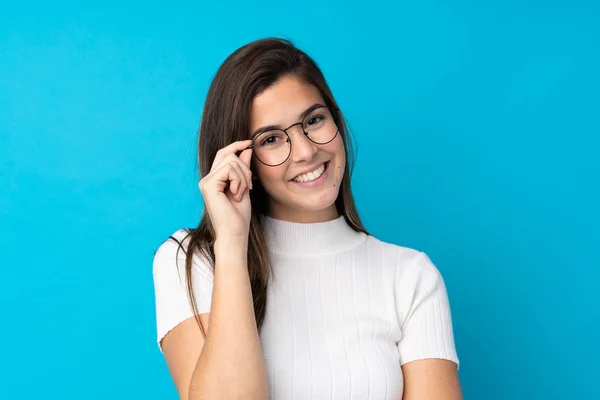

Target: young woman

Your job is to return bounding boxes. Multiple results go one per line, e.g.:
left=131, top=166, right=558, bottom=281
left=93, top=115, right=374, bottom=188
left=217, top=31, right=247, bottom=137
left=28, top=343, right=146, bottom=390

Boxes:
left=152, top=38, right=462, bottom=400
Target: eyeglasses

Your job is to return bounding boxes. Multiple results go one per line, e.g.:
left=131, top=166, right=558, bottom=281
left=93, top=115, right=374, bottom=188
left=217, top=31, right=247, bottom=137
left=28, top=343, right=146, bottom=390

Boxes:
left=245, top=105, right=339, bottom=167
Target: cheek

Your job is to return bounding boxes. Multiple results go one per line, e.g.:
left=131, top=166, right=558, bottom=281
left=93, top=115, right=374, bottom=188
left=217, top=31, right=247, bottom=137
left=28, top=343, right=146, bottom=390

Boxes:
left=334, top=159, right=345, bottom=184
left=255, top=163, right=285, bottom=188
left=330, top=139, right=346, bottom=183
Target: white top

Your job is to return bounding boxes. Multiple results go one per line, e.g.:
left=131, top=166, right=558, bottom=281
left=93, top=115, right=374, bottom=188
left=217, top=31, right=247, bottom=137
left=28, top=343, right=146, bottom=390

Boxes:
left=153, top=215, right=459, bottom=399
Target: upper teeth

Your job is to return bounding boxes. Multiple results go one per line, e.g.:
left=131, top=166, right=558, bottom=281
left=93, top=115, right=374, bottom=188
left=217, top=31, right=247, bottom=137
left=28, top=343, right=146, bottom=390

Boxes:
left=293, top=163, right=326, bottom=183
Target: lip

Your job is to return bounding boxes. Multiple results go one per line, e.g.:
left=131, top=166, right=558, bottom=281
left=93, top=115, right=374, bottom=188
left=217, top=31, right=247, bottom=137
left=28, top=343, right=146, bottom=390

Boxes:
left=289, top=161, right=330, bottom=187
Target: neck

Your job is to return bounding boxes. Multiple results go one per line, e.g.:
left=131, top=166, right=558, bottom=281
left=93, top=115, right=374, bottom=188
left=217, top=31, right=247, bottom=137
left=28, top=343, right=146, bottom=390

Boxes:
left=260, top=213, right=367, bottom=256
left=267, top=203, right=339, bottom=223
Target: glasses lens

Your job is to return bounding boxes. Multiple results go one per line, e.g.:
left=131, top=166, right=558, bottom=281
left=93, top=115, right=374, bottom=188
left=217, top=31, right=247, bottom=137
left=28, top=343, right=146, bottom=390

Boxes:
left=253, top=130, right=290, bottom=166
left=302, top=106, right=338, bottom=144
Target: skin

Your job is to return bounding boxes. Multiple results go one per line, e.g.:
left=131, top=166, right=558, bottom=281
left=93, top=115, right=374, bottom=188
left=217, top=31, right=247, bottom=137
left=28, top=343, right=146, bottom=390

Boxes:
left=160, top=74, right=462, bottom=400
left=163, top=141, right=266, bottom=399
left=249, top=74, right=345, bottom=223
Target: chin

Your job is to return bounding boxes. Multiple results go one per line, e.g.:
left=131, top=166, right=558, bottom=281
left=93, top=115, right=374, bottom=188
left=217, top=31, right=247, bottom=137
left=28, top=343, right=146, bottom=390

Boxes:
left=266, top=184, right=340, bottom=217
left=292, top=187, right=340, bottom=211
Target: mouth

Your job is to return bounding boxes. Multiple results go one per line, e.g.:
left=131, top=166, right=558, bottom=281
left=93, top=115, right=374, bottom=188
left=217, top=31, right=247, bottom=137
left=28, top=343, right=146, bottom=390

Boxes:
left=290, top=161, right=330, bottom=187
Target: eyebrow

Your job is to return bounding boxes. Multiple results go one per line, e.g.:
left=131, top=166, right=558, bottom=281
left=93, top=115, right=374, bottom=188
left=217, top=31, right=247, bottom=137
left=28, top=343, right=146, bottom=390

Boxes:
left=251, top=102, right=325, bottom=140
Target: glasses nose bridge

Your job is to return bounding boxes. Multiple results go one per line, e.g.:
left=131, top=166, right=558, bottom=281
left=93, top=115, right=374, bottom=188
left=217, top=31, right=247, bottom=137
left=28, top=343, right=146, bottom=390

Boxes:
left=283, top=122, right=312, bottom=151
left=283, top=121, right=307, bottom=138
left=286, top=123, right=319, bottom=163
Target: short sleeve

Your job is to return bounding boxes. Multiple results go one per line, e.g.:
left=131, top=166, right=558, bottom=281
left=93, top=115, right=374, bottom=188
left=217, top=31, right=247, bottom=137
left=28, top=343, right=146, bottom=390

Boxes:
left=395, top=251, right=459, bottom=367
left=152, top=229, right=214, bottom=352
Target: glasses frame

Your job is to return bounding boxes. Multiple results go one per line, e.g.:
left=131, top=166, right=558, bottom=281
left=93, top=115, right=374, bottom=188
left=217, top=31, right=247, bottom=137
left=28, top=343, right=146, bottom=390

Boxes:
left=245, top=105, right=340, bottom=167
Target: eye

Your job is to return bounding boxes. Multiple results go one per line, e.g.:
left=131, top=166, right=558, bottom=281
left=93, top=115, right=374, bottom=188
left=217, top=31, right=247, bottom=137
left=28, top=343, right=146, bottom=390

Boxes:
left=306, top=114, right=325, bottom=126
left=260, top=134, right=280, bottom=147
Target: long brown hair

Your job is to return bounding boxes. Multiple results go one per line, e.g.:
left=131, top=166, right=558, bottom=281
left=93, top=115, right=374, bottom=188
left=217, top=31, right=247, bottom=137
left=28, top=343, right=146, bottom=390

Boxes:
left=166, top=37, right=368, bottom=337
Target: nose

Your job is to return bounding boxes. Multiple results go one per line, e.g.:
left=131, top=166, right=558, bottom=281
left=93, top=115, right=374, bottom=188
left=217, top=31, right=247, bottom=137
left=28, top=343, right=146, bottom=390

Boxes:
left=288, top=126, right=318, bottom=163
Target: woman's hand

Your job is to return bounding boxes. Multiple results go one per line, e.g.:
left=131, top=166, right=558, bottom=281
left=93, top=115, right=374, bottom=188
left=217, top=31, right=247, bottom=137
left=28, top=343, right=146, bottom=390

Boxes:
left=198, top=140, right=254, bottom=240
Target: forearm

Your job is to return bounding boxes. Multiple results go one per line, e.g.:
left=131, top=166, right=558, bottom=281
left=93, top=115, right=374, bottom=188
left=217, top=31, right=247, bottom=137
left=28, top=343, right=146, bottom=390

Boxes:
left=189, top=238, right=268, bottom=400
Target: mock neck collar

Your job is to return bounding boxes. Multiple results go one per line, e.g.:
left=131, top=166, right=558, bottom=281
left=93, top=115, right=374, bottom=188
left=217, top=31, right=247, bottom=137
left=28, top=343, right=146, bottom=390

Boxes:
left=260, top=214, right=367, bottom=256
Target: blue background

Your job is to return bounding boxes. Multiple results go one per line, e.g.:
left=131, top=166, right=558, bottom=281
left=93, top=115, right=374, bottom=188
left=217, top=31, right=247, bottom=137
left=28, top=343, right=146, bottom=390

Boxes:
left=1, top=1, right=598, bottom=399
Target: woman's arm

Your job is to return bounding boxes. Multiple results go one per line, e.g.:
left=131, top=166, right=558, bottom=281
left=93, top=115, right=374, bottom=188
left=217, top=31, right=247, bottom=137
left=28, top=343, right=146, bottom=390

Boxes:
left=401, top=359, right=462, bottom=400
left=161, top=238, right=268, bottom=400
left=173, top=141, right=267, bottom=399
left=191, top=238, right=268, bottom=399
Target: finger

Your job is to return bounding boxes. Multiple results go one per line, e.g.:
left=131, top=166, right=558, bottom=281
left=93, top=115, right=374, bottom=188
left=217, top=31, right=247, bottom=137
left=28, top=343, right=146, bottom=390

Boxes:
left=211, top=161, right=242, bottom=196
left=228, top=163, right=243, bottom=196
left=215, top=153, right=253, bottom=191
left=212, top=140, right=253, bottom=172
left=237, top=153, right=253, bottom=190
left=238, top=147, right=253, bottom=169
left=238, top=148, right=254, bottom=189
left=229, top=170, right=240, bottom=197
left=229, top=162, right=247, bottom=201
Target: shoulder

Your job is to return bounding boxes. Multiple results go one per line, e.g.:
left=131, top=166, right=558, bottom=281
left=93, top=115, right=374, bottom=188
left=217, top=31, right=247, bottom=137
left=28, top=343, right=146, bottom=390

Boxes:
left=153, top=229, right=192, bottom=267
left=152, top=229, right=213, bottom=281
left=365, top=235, right=443, bottom=283
left=154, top=229, right=192, bottom=254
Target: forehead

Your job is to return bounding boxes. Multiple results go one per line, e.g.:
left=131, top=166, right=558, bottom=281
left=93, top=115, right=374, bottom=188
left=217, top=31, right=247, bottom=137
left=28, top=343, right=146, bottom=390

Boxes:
left=250, top=75, right=324, bottom=130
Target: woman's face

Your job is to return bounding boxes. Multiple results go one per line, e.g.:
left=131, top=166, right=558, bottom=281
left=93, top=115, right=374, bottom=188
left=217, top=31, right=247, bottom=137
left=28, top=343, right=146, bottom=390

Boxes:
left=249, top=75, right=345, bottom=223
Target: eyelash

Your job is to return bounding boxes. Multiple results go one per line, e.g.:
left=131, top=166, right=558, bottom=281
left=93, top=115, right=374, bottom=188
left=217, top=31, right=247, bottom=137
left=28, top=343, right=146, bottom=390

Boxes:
left=306, top=115, right=325, bottom=125
left=260, top=135, right=282, bottom=147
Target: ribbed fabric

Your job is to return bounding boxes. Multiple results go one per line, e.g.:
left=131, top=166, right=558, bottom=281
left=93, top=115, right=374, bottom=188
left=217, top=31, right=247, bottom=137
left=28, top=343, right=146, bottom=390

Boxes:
left=153, top=216, right=459, bottom=399
left=260, top=215, right=368, bottom=256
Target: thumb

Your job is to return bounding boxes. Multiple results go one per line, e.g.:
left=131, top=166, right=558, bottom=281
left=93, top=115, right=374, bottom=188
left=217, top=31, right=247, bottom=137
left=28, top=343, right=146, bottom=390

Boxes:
left=239, top=147, right=253, bottom=168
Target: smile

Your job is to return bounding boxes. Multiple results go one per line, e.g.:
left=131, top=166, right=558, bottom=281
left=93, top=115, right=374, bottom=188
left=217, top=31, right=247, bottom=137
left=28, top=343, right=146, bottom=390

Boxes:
left=290, top=162, right=330, bottom=186
left=292, top=163, right=327, bottom=183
